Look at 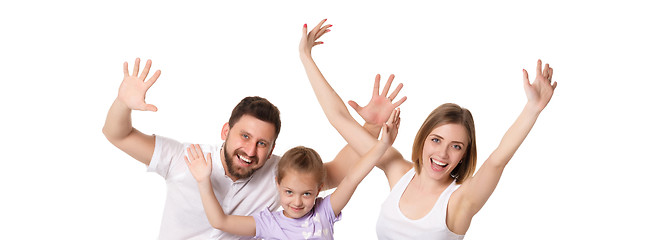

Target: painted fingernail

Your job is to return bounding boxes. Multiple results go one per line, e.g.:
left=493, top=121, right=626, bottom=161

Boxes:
left=329, top=24, right=333, bottom=27
left=304, top=24, right=307, bottom=28
left=326, top=29, right=331, bottom=32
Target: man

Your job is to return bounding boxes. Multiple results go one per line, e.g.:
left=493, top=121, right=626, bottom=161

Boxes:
left=102, top=58, right=405, bottom=239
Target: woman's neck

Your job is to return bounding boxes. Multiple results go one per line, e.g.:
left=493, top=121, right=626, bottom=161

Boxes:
left=412, top=171, right=454, bottom=194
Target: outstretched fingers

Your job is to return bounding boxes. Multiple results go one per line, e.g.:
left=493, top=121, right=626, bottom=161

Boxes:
left=392, top=96, right=407, bottom=108
left=387, top=82, right=403, bottom=101
left=308, top=19, right=327, bottom=41
left=132, top=58, right=141, bottom=77
left=138, top=59, right=152, bottom=80
left=380, top=74, right=395, bottom=97
left=146, top=69, right=161, bottom=88
left=382, top=108, right=401, bottom=144
left=123, top=61, right=129, bottom=77
left=315, top=24, right=332, bottom=40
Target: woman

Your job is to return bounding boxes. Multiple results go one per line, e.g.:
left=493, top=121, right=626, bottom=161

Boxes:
left=299, top=19, right=557, bottom=239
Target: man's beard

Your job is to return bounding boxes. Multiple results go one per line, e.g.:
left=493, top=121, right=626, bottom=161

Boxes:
left=223, top=143, right=260, bottom=179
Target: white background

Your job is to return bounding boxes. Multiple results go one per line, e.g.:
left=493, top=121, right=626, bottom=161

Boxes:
left=1, top=1, right=664, bottom=239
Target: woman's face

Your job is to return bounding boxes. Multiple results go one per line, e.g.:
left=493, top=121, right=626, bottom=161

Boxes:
left=420, top=123, right=468, bottom=182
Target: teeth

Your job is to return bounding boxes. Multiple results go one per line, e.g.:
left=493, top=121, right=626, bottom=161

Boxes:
left=431, top=158, right=448, bottom=167
left=239, top=155, right=251, bottom=163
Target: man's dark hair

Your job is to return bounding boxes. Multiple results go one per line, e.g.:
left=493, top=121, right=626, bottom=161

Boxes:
left=228, top=96, right=281, bottom=138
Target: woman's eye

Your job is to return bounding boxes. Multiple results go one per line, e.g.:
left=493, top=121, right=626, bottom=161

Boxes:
left=431, top=138, right=440, bottom=143
left=453, top=145, right=462, bottom=150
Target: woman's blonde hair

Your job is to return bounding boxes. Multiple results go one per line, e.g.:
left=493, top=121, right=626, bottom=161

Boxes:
left=411, top=103, right=477, bottom=183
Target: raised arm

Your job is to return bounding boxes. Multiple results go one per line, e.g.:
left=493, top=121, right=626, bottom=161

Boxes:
left=102, top=58, right=161, bottom=165
left=300, top=20, right=406, bottom=170
left=185, top=144, right=256, bottom=236
left=329, top=109, right=401, bottom=216
left=323, top=74, right=406, bottom=189
left=450, top=60, right=557, bottom=232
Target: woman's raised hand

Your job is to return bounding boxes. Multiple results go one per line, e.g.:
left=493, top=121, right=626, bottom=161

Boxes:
left=299, top=19, right=332, bottom=56
left=523, top=59, right=557, bottom=111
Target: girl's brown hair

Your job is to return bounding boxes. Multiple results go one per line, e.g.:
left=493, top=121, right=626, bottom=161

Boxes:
left=277, top=146, right=326, bottom=185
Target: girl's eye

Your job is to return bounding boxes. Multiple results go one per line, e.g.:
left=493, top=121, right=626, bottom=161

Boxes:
left=303, top=192, right=311, bottom=197
left=453, top=145, right=462, bottom=150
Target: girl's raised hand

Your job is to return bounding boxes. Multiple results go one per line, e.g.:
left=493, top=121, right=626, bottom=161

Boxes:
left=523, top=59, right=557, bottom=111
left=299, top=19, right=332, bottom=56
left=184, top=144, right=212, bottom=183
left=380, top=109, right=401, bottom=146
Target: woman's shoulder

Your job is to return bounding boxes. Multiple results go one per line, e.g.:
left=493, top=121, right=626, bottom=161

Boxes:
left=385, top=159, right=413, bottom=189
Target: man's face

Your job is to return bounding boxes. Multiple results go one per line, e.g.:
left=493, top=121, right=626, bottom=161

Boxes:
left=221, top=115, right=276, bottom=180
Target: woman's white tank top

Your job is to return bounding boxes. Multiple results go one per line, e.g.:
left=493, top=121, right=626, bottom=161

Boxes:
left=376, top=168, right=464, bottom=240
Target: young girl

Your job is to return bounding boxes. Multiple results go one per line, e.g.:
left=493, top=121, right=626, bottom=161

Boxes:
left=185, top=109, right=401, bottom=239
left=300, top=19, right=557, bottom=239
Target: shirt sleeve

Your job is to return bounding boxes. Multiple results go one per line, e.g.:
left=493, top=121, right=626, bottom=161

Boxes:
left=252, top=208, right=278, bottom=238
left=319, top=195, right=342, bottom=225
left=147, top=135, right=185, bottom=179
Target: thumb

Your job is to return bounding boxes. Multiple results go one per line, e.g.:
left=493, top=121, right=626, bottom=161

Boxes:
left=522, top=69, right=531, bottom=89
left=380, top=123, right=389, bottom=140
left=142, top=104, right=158, bottom=112
left=348, top=100, right=362, bottom=113
left=301, top=23, right=308, bottom=40
left=206, top=153, right=212, bottom=166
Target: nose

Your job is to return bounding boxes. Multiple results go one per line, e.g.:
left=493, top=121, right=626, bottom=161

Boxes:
left=293, top=196, right=303, bottom=206
left=245, top=142, right=257, bottom=157
left=440, top=147, right=449, bottom=159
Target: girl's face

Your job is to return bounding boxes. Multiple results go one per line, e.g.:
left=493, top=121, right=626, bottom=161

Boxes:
left=276, top=170, right=321, bottom=219
left=420, top=123, right=468, bottom=182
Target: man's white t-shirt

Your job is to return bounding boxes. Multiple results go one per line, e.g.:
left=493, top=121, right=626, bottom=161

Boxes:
left=148, top=135, right=281, bottom=240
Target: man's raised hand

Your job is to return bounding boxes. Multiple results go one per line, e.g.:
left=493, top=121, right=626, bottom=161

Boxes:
left=118, top=58, right=161, bottom=112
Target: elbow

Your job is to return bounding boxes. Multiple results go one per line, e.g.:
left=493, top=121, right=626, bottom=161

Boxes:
left=211, top=222, right=224, bottom=231
left=485, top=151, right=514, bottom=170
left=102, top=125, right=113, bottom=142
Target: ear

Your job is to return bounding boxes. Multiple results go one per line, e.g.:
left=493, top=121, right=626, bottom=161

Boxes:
left=221, top=122, right=230, bottom=141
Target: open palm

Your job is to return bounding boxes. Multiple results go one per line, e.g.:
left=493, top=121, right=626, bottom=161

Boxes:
left=348, top=74, right=407, bottom=125
left=185, top=144, right=212, bottom=183
left=118, top=58, right=161, bottom=112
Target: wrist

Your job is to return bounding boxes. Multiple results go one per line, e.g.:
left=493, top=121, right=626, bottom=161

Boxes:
left=299, top=50, right=313, bottom=59
left=197, top=179, right=212, bottom=188
left=523, top=102, right=543, bottom=116
left=363, top=122, right=382, bottom=137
